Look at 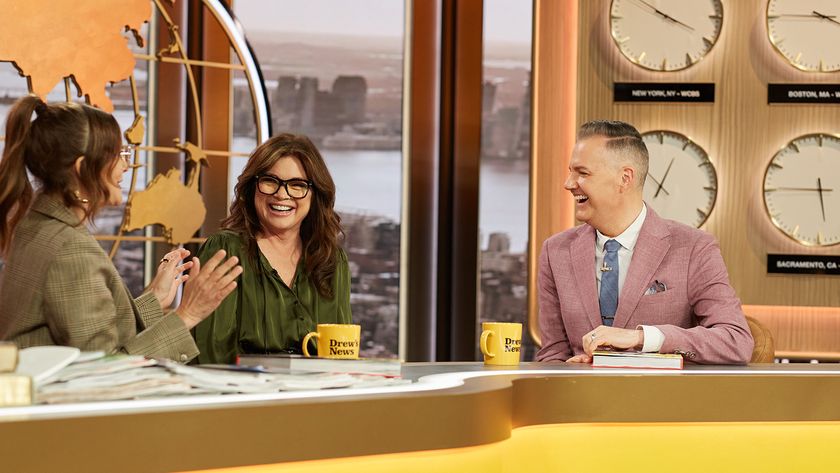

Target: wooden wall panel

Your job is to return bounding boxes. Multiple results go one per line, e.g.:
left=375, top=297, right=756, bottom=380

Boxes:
left=743, top=305, right=840, bottom=360
left=200, top=1, right=233, bottom=234
left=530, top=0, right=840, bottom=354
left=575, top=0, right=840, bottom=307
left=528, top=0, right=579, bottom=344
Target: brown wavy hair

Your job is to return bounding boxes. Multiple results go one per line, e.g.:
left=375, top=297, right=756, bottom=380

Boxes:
left=0, top=95, right=121, bottom=255
left=222, top=133, right=343, bottom=298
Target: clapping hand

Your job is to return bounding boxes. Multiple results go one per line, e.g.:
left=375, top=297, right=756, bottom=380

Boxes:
left=175, top=249, right=243, bottom=329
left=148, top=248, right=194, bottom=309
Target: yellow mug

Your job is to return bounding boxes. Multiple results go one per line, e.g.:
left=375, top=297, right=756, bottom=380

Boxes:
left=302, top=324, right=361, bottom=359
left=479, top=322, right=522, bottom=366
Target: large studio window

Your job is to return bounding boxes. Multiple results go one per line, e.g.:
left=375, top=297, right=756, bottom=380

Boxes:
left=478, top=0, right=534, bottom=359
left=231, top=0, right=405, bottom=358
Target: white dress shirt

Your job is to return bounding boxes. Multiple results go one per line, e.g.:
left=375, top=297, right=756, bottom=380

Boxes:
left=594, top=204, right=665, bottom=352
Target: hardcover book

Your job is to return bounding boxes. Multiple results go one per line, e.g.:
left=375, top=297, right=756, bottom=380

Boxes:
left=236, top=354, right=402, bottom=377
left=591, top=350, right=683, bottom=370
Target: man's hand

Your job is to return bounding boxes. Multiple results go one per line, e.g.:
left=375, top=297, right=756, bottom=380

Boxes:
left=566, top=353, right=592, bottom=363
left=581, top=325, right=645, bottom=357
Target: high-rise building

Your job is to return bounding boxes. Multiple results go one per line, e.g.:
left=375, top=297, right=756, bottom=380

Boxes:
left=298, top=77, right=319, bottom=130
left=332, top=75, right=367, bottom=124
left=512, top=78, right=532, bottom=160
left=273, top=75, right=298, bottom=113
left=482, top=80, right=497, bottom=117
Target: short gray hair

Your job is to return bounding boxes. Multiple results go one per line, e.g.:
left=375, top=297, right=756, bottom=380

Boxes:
left=577, top=120, right=648, bottom=188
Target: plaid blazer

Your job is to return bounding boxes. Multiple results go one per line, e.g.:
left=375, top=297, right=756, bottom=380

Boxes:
left=0, top=194, right=198, bottom=362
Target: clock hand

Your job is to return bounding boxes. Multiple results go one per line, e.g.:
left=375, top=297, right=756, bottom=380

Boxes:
left=818, top=177, right=826, bottom=222
left=813, top=10, right=840, bottom=26
left=771, top=13, right=837, bottom=19
left=768, top=187, right=835, bottom=192
left=654, top=157, right=675, bottom=198
left=647, top=174, right=671, bottom=196
left=632, top=0, right=696, bottom=31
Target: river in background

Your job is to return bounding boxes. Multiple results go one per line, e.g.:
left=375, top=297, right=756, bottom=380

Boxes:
left=0, top=107, right=530, bottom=253
left=230, top=139, right=530, bottom=252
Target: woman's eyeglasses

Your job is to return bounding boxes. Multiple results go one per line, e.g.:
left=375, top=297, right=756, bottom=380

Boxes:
left=255, top=175, right=313, bottom=199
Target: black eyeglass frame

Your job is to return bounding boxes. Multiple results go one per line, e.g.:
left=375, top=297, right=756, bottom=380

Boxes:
left=255, top=175, right=314, bottom=199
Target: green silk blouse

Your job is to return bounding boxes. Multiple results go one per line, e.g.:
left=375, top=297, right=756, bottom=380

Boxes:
left=193, top=230, right=352, bottom=364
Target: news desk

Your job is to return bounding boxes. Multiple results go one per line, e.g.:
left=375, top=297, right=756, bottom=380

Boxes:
left=3, top=363, right=840, bottom=472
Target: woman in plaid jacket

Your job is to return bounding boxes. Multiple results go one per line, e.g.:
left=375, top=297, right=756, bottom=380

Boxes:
left=0, top=95, right=242, bottom=362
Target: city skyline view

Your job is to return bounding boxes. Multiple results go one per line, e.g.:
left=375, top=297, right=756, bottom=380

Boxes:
left=233, top=0, right=534, bottom=359
left=0, top=0, right=535, bottom=360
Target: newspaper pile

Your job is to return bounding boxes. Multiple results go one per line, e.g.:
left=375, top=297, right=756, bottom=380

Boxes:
left=35, top=353, right=408, bottom=404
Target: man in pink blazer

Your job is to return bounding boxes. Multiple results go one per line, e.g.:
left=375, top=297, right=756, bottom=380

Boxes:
left=536, top=120, right=753, bottom=364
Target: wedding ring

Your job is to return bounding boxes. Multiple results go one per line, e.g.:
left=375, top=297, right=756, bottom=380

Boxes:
left=160, top=257, right=170, bottom=264
left=590, top=333, right=597, bottom=340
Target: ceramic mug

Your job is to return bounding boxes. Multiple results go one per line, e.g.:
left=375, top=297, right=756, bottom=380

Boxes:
left=479, top=322, right=522, bottom=366
left=302, top=324, right=361, bottom=359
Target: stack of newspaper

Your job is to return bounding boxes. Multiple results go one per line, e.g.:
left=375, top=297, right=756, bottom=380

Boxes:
left=15, top=348, right=407, bottom=404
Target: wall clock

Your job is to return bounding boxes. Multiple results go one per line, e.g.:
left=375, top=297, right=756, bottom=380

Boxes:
left=610, top=0, right=724, bottom=71
left=767, top=0, right=840, bottom=72
left=641, top=130, right=717, bottom=227
left=763, top=133, right=840, bottom=246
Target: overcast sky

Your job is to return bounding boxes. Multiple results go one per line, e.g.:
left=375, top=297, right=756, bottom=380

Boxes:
left=233, top=0, right=532, bottom=43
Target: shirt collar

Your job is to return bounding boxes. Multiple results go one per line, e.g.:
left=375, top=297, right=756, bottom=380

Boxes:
left=596, top=203, right=647, bottom=251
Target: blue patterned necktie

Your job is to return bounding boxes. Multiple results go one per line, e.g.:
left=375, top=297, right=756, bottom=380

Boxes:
left=599, top=239, right=620, bottom=326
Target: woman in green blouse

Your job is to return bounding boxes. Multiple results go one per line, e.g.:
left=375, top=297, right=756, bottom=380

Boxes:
left=194, top=133, right=351, bottom=363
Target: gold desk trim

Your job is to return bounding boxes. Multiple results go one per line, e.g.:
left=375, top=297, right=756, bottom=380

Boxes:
left=2, top=364, right=840, bottom=472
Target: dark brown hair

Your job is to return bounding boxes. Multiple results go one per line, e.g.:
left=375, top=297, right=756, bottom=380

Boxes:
left=222, top=133, right=343, bottom=298
left=0, top=95, right=121, bottom=255
left=578, top=119, right=649, bottom=187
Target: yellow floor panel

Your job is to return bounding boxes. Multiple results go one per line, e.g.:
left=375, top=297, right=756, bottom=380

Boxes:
left=194, top=421, right=840, bottom=473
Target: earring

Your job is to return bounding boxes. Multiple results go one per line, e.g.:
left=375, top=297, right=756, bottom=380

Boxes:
left=73, top=190, right=89, bottom=204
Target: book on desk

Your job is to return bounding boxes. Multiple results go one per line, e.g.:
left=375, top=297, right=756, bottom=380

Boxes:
left=591, top=350, right=683, bottom=370
left=237, top=354, right=402, bottom=377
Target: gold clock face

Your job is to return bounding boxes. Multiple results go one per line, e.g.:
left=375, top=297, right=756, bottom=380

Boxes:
left=763, top=134, right=840, bottom=247
left=767, top=0, right=840, bottom=72
left=641, top=131, right=717, bottom=227
left=610, top=0, right=724, bottom=71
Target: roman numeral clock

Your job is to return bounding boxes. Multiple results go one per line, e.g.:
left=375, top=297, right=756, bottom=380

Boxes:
left=641, top=131, right=718, bottom=228
left=610, top=0, right=723, bottom=71
left=763, top=134, right=840, bottom=247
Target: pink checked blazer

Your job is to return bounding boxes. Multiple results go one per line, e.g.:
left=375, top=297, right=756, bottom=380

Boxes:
left=536, top=207, right=754, bottom=364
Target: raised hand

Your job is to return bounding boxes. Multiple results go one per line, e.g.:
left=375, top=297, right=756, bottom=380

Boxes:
left=175, top=249, right=243, bottom=329
left=147, top=248, right=193, bottom=309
